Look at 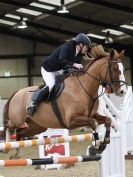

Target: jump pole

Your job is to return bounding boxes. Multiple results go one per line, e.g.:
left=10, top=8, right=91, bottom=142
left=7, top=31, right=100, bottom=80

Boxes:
left=0, top=133, right=102, bottom=151
left=0, top=155, right=101, bottom=167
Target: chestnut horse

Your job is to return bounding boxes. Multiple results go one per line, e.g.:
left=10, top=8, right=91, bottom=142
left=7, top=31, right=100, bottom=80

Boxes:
left=2, top=45, right=127, bottom=158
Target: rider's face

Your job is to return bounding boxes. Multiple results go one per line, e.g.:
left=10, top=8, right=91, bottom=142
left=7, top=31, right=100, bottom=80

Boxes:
left=81, top=45, right=91, bottom=54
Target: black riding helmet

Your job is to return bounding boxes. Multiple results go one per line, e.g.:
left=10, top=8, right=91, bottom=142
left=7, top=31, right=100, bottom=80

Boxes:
left=74, top=33, right=91, bottom=47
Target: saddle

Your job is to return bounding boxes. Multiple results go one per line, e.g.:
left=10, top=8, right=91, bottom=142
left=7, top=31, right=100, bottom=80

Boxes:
left=36, top=68, right=79, bottom=101
left=30, top=68, right=79, bottom=128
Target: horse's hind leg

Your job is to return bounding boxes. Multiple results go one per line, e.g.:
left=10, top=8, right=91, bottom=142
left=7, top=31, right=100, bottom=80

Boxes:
left=23, top=118, right=47, bottom=137
left=10, top=119, right=47, bottom=159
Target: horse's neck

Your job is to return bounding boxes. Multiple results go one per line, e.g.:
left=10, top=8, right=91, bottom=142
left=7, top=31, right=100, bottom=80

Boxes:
left=83, top=58, right=106, bottom=95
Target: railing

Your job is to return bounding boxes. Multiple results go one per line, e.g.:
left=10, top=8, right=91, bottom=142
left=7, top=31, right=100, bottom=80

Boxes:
left=99, top=86, right=133, bottom=177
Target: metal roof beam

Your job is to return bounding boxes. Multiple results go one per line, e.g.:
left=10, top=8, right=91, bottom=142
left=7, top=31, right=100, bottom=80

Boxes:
left=82, top=0, right=133, bottom=13
left=2, top=16, right=76, bottom=36
left=1, top=1, right=133, bottom=36
left=0, top=15, right=131, bottom=49
left=26, top=5, right=133, bottom=36
left=0, top=0, right=35, bottom=7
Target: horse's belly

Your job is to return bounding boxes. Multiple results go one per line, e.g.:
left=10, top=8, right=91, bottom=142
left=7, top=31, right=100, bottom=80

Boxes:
left=30, top=103, right=63, bottom=129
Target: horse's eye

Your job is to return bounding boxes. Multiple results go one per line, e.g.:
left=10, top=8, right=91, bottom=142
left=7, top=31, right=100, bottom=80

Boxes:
left=113, top=68, right=118, bottom=71
left=113, top=68, right=121, bottom=74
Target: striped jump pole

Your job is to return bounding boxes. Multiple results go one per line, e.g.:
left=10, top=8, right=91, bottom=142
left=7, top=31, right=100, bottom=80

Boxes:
left=0, top=133, right=99, bottom=151
left=0, top=155, right=101, bottom=167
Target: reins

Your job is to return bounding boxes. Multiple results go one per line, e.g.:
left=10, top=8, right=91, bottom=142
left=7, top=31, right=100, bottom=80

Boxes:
left=76, top=73, right=105, bottom=116
left=76, top=63, right=106, bottom=116
left=75, top=54, right=127, bottom=116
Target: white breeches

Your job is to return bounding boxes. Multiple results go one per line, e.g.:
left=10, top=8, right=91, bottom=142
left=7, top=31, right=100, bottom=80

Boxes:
left=41, top=67, right=63, bottom=91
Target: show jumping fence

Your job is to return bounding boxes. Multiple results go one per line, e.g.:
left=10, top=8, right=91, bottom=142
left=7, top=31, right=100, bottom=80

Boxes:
left=0, top=155, right=101, bottom=167
left=0, top=133, right=103, bottom=151
left=98, top=86, right=133, bottom=177
left=0, top=86, right=132, bottom=177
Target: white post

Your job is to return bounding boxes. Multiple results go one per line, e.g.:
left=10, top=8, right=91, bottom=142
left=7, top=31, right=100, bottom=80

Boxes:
left=98, top=86, right=127, bottom=177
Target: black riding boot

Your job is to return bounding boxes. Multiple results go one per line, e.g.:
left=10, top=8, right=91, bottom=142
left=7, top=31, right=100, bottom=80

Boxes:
left=27, top=86, right=49, bottom=116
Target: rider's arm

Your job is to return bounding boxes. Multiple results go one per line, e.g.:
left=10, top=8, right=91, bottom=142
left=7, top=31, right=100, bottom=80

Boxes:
left=58, top=43, right=75, bottom=68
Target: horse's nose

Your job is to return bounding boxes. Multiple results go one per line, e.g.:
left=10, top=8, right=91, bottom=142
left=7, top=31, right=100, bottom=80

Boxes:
left=120, top=90, right=124, bottom=95
left=120, top=90, right=126, bottom=96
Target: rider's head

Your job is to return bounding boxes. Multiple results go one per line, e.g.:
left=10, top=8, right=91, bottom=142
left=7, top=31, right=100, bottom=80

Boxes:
left=74, top=33, right=92, bottom=54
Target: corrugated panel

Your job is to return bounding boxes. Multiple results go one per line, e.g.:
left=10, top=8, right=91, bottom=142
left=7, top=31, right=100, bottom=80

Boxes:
left=0, top=35, right=46, bottom=98
left=35, top=42, right=55, bottom=53
left=123, top=56, right=131, bottom=85
left=0, top=59, right=27, bottom=76
left=31, top=56, right=42, bottom=75
left=0, top=34, right=33, bottom=54
left=0, top=78, right=28, bottom=98
left=125, top=70, right=131, bottom=86
left=0, top=99, right=7, bottom=126
left=32, top=76, right=42, bottom=86
left=123, top=56, right=130, bottom=68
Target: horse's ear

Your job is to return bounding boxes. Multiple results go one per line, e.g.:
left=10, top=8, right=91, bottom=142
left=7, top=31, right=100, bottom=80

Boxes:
left=110, top=49, right=115, bottom=60
left=120, top=50, right=125, bottom=59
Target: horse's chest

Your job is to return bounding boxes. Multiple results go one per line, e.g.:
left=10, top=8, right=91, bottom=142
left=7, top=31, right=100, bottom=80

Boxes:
left=70, top=99, right=90, bottom=116
left=72, top=98, right=98, bottom=116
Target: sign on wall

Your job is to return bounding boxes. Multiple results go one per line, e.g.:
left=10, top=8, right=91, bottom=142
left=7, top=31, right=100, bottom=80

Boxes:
left=38, top=128, right=70, bottom=170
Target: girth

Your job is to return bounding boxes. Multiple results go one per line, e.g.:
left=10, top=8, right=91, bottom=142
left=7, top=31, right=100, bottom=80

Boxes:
left=50, top=68, right=78, bottom=128
left=51, top=99, right=68, bottom=129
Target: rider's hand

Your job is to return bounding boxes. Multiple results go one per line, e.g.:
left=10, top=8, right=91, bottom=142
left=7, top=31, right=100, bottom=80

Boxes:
left=73, top=63, right=83, bottom=69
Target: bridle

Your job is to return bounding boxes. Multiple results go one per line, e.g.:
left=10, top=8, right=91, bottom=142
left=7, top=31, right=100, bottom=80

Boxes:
left=76, top=55, right=127, bottom=115
left=83, top=56, right=127, bottom=90
left=108, top=60, right=127, bottom=91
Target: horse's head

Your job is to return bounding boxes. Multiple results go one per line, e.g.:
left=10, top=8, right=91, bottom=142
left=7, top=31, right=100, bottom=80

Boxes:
left=84, top=45, right=127, bottom=97
left=106, top=49, right=127, bottom=96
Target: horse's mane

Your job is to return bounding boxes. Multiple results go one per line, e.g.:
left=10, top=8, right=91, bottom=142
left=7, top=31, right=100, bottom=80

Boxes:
left=84, top=45, right=108, bottom=70
left=91, top=44, right=108, bottom=59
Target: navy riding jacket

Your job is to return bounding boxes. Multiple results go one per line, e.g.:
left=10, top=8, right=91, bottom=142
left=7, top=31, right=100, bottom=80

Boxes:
left=41, top=41, right=82, bottom=72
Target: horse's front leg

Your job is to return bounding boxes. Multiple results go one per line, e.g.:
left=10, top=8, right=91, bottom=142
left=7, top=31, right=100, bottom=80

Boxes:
left=94, top=113, right=111, bottom=153
left=70, top=115, right=97, bottom=131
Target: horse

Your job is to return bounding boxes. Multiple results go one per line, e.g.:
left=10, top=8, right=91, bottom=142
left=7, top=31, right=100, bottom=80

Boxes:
left=2, top=45, right=127, bottom=158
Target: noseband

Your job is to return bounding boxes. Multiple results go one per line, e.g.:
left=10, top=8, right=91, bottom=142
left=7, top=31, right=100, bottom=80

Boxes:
left=108, top=60, right=127, bottom=90
left=76, top=52, right=127, bottom=116
left=76, top=56, right=127, bottom=99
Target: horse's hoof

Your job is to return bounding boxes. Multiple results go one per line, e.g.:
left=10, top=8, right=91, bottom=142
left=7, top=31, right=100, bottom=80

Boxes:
left=104, top=138, right=110, bottom=144
left=98, top=143, right=107, bottom=154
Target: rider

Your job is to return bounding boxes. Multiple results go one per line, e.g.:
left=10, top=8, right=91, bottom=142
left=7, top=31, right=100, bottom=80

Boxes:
left=27, top=33, right=92, bottom=116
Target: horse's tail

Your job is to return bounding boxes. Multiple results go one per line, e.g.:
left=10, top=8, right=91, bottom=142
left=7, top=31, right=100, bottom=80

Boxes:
left=3, top=91, right=18, bottom=133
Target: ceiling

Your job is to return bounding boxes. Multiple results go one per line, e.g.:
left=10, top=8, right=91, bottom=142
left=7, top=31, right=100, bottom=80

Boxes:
left=0, top=0, right=133, bottom=55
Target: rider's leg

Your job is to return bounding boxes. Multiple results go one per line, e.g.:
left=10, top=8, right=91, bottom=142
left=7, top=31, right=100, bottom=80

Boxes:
left=27, top=67, right=56, bottom=116
left=41, top=67, right=56, bottom=92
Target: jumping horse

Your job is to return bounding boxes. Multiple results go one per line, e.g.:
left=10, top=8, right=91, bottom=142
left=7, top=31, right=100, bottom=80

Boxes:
left=2, top=45, right=127, bottom=158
